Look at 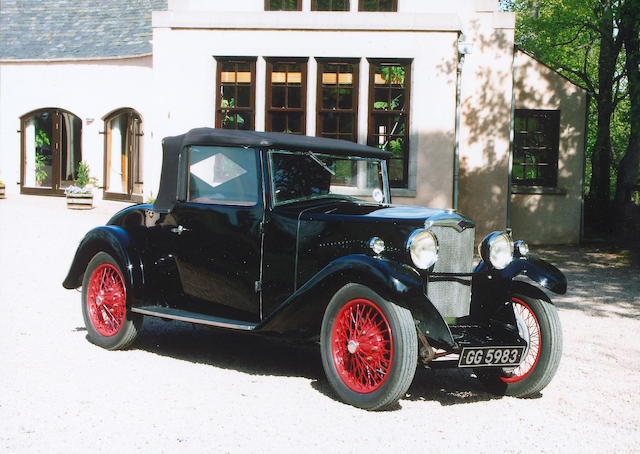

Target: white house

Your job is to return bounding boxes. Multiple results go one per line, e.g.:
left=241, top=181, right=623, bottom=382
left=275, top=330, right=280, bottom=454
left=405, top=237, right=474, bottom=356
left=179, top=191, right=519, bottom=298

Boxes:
left=0, top=0, right=587, bottom=244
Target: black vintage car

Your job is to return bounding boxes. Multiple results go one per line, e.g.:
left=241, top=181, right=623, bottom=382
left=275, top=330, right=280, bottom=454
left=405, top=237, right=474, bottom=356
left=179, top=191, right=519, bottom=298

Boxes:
left=63, top=128, right=565, bottom=410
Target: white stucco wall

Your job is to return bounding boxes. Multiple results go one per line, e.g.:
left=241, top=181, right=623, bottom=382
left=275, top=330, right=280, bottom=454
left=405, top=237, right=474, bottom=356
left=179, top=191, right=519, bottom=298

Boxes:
left=457, top=11, right=516, bottom=242
left=151, top=14, right=461, bottom=207
left=0, top=57, right=156, bottom=199
left=511, top=50, right=587, bottom=244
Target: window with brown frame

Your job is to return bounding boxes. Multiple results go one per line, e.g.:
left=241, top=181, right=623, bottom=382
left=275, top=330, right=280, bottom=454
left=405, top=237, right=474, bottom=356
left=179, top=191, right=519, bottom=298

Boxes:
left=265, top=0, right=301, bottom=10
left=359, top=0, right=397, bottom=11
left=512, top=109, right=560, bottom=187
left=215, top=57, right=256, bottom=131
left=266, top=58, right=307, bottom=135
left=367, top=59, right=411, bottom=188
left=312, top=0, right=350, bottom=11
left=316, top=59, right=359, bottom=142
left=104, top=108, right=143, bottom=202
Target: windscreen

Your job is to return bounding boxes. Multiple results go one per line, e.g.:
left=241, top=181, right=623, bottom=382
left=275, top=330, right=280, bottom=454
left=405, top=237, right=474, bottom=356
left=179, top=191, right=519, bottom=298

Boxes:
left=270, top=150, right=387, bottom=205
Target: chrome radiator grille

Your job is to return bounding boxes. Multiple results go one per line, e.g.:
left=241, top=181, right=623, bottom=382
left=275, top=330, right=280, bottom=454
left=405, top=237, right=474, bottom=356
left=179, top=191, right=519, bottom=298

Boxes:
left=427, top=225, right=475, bottom=318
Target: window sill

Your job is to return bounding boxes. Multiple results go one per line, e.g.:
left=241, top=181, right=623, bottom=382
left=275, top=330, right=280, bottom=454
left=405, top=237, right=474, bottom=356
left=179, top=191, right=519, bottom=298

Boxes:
left=391, top=188, right=417, bottom=198
left=512, top=186, right=567, bottom=195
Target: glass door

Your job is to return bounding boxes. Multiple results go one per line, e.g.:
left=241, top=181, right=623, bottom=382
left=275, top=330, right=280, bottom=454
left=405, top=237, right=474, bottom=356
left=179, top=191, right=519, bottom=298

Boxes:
left=21, top=109, right=82, bottom=196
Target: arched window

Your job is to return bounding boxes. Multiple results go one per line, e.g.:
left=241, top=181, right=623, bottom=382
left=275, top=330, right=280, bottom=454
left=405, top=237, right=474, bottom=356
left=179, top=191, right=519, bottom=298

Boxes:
left=20, top=108, right=82, bottom=195
left=103, top=109, right=143, bottom=202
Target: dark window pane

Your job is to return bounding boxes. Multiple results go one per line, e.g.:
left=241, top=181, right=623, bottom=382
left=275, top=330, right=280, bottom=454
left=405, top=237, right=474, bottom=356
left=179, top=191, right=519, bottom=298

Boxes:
left=221, top=111, right=235, bottom=129
left=338, top=114, right=353, bottom=134
left=237, top=112, right=252, bottom=131
left=374, top=88, right=388, bottom=110
left=316, top=0, right=331, bottom=9
left=237, top=86, right=251, bottom=108
left=288, top=86, right=302, bottom=108
left=390, top=89, right=405, bottom=110
left=338, top=87, right=353, bottom=109
left=379, top=0, right=394, bottom=11
left=322, top=87, right=338, bottom=109
left=361, top=0, right=377, bottom=11
left=221, top=85, right=235, bottom=106
left=272, top=86, right=286, bottom=108
left=288, top=113, right=302, bottom=133
left=322, top=113, right=338, bottom=133
left=388, top=158, right=404, bottom=182
left=271, top=112, right=287, bottom=133
left=268, top=0, right=300, bottom=10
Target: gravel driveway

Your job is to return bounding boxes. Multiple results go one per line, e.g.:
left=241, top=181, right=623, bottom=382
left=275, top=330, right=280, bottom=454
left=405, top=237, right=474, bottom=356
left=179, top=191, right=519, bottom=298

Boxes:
left=1, top=194, right=638, bottom=453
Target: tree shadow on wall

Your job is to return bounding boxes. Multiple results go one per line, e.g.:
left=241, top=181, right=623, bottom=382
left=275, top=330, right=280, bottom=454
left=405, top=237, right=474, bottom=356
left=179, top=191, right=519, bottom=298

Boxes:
left=450, top=23, right=585, bottom=244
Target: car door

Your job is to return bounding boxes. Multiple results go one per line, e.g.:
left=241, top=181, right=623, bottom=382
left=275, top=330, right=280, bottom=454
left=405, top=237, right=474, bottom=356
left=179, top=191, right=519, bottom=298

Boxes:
left=164, top=145, right=263, bottom=323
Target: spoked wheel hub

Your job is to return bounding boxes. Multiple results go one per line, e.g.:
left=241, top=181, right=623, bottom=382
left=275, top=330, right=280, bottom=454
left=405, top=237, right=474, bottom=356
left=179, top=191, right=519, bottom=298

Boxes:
left=331, top=298, right=394, bottom=393
left=86, top=263, right=127, bottom=337
left=501, top=297, right=541, bottom=383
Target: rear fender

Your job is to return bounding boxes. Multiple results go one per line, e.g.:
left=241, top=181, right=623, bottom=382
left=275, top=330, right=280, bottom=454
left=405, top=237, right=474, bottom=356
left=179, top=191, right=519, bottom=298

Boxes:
left=258, top=254, right=455, bottom=349
left=62, top=226, right=145, bottom=306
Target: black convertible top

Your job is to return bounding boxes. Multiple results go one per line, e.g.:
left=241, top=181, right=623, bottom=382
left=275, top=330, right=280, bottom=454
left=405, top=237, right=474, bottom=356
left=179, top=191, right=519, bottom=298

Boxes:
left=153, top=128, right=391, bottom=213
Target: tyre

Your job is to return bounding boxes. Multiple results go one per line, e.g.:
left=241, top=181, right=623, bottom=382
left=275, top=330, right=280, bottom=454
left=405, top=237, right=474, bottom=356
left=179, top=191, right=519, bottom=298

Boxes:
left=320, top=284, right=418, bottom=410
left=81, top=252, right=143, bottom=350
left=477, top=294, right=562, bottom=397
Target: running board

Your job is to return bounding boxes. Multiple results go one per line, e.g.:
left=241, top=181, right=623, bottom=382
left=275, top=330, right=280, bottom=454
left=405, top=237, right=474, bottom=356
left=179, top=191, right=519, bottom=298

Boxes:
left=131, top=306, right=258, bottom=331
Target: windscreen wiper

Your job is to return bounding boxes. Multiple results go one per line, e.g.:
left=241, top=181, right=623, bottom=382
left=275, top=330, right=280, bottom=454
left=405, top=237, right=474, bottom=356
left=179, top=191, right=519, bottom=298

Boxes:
left=307, top=151, right=336, bottom=176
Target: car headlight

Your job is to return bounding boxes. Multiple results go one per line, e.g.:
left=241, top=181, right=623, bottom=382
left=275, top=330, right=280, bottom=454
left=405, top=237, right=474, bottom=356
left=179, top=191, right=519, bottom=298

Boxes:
left=406, top=229, right=438, bottom=269
left=514, top=240, right=529, bottom=258
left=479, top=231, right=514, bottom=269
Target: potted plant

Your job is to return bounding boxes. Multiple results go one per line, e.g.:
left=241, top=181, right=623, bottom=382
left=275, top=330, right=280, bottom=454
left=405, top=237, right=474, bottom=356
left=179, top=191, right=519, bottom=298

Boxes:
left=0, top=177, right=5, bottom=199
left=65, top=161, right=96, bottom=210
left=35, top=153, right=48, bottom=186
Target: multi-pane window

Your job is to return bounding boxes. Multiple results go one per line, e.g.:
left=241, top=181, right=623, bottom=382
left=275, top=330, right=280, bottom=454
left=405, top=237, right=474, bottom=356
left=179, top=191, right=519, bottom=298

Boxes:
left=266, top=58, right=307, bottom=135
left=215, top=58, right=256, bottom=130
left=368, top=60, right=411, bottom=188
left=265, top=0, right=301, bottom=10
left=359, top=0, right=397, bottom=11
left=312, top=0, right=350, bottom=10
left=316, top=59, right=359, bottom=142
left=512, top=109, right=560, bottom=187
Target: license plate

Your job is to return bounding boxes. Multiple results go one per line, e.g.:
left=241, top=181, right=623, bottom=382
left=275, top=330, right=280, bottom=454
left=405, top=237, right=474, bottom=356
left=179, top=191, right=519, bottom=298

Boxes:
left=458, top=346, right=526, bottom=368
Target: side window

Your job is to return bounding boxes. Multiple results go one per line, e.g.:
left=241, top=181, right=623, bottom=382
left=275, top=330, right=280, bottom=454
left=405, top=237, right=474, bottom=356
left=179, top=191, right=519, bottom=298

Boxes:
left=265, top=0, right=301, bottom=10
left=513, top=109, right=560, bottom=187
left=367, top=59, right=411, bottom=188
left=312, top=0, right=350, bottom=10
left=215, top=57, right=256, bottom=130
left=266, top=58, right=308, bottom=134
left=359, top=0, right=397, bottom=11
left=188, top=146, right=259, bottom=206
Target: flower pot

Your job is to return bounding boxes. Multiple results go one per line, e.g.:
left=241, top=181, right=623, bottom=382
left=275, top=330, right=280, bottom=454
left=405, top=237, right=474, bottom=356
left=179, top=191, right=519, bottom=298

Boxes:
left=0, top=183, right=5, bottom=199
left=66, top=192, right=93, bottom=210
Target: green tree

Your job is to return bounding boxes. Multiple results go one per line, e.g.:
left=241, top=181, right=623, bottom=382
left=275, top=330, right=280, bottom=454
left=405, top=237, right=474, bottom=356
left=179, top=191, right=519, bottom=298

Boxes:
left=613, top=0, right=640, bottom=216
left=503, top=0, right=634, bottom=231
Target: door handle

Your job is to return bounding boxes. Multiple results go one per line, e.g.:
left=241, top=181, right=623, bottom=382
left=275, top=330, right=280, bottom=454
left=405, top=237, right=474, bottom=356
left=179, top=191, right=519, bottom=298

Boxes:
left=171, top=225, right=190, bottom=235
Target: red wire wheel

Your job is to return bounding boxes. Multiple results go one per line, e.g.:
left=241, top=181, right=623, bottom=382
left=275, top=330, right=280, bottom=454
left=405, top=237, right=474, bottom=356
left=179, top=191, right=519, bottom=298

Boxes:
left=86, top=263, right=127, bottom=337
left=331, top=298, right=394, bottom=393
left=501, top=297, right=541, bottom=383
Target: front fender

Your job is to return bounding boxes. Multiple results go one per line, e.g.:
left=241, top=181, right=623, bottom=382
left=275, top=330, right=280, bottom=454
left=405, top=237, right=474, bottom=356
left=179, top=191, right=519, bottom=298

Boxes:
left=475, top=255, right=567, bottom=295
left=258, top=254, right=454, bottom=349
left=62, top=226, right=145, bottom=306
